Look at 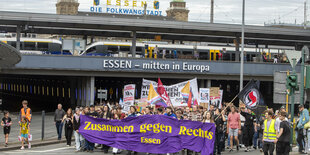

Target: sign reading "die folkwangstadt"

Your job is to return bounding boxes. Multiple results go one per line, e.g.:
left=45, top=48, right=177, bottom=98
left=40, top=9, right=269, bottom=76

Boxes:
left=79, top=115, right=215, bottom=154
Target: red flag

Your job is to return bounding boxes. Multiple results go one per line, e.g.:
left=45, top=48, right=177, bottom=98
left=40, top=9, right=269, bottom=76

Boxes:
left=157, top=78, right=172, bottom=106
left=187, top=90, right=193, bottom=107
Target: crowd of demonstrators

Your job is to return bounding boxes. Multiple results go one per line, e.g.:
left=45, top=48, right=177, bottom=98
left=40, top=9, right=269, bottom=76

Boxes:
left=46, top=100, right=310, bottom=155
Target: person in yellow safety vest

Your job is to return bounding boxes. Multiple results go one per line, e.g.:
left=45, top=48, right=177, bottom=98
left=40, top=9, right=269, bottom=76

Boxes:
left=19, top=100, right=32, bottom=124
left=263, top=110, right=278, bottom=155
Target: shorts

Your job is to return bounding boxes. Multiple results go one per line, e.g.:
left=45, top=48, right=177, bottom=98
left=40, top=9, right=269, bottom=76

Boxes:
left=21, top=133, right=28, bottom=139
left=229, top=128, right=239, bottom=137
left=4, top=127, right=10, bottom=135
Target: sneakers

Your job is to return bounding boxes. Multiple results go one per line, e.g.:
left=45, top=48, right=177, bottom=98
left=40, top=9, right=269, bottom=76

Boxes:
left=237, top=145, right=239, bottom=151
left=5, top=143, right=8, bottom=147
left=20, top=146, right=25, bottom=150
left=28, top=143, right=31, bottom=149
left=229, top=149, right=233, bottom=152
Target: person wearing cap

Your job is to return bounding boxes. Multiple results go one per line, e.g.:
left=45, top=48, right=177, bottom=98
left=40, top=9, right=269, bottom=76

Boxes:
left=297, top=104, right=309, bottom=154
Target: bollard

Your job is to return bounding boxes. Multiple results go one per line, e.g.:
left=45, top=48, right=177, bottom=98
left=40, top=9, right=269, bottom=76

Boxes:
left=42, top=110, right=45, bottom=141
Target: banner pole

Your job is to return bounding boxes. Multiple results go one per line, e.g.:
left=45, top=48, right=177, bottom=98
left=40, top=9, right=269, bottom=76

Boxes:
left=215, top=93, right=239, bottom=120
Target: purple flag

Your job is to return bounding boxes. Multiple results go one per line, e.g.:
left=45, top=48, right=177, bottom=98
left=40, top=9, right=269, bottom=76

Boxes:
left=79, top=115, right=215, bottom=155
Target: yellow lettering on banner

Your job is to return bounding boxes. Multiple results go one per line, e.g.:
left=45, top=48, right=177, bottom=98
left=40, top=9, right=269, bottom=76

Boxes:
left=124, top=126, right=128, bottom=132
left=107, top=0, right=111, bottom=5
left=84, top=121, right=92, bottom=130
left=141, top=137, right=161, bottom=144
left=204, top=131, right=209, bottom=139
left=147, top=124, right=152, bottom=131
left=141, top=1, right=146, bottom=7
left=128, top=126, right=134, bottom=132
left=153, top=123, right=160, bottom=133
left=193, top=129, right=198, bottom=136
left=102, top=124, right=106, bottom=131
left=124, top=0, right=129, bottom=6
left=186, top=129, right=192, bottom=136
left=140, top=123, right=172, bottom=134
left=97, top=124, right=102, bottom=131
left=179, top=126, right=187, bottom=135
left=116, top=0, right=121, bottom=6
left=178, top=126, right=214, bottom=140
left=208, top=131, right=213, bottom=140
left=133, top=0, right=137, bottom=7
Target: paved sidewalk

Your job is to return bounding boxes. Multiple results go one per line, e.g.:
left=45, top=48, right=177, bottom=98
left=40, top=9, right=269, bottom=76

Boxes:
left=0, top=112, right=62, bottom=148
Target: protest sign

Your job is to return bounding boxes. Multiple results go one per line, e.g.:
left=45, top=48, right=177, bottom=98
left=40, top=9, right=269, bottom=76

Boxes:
left=79, top=115, right=215, bottom=155
left=141, top=78, right=199, bottom=107
left=123, top=84, right=135, bottom=113
left=199, top=88, right=210, bottom=104
left=209, top=90, right=223, bottom=109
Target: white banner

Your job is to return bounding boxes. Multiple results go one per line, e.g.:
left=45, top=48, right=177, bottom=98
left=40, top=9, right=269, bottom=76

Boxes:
left=141, top=79, right=158, bottom=100
left=199, top=88, right=210, bottom=104
left=209, top=90, right=223, bottom=109
left=122, top=84, right=136, bottom=113
left=141, top=78, right=199, bottom=107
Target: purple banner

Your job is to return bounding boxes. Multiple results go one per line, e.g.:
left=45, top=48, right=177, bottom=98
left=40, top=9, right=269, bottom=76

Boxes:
left=79, top=115, right=215, bottom=155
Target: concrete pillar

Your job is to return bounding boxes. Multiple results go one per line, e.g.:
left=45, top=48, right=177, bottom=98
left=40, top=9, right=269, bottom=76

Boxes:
left=235, top=37, right=240, bottom=62
left=16, top=25, right=21, bottom=52
left=207, top=80, right=212, bottom=88
left=199, top=79, right=205, bottom=88
left=89, top=77, right=95, bottom=106
left=131, top=31, right=137, bottom=58
left=70, top=79, right=76, bottom=108
left=77, top=77, right=82, bottom=106
left=82, top=77, right=87, bottom=106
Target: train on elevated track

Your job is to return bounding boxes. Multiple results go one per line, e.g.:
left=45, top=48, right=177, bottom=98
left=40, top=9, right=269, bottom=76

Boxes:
left=0, top=37, right=295, bottom=62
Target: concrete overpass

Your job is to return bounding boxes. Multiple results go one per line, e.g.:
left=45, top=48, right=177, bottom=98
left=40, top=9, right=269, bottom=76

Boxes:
left=0, top=11, right=309, bottom=47
left=0, top=55, right=298, bottom=82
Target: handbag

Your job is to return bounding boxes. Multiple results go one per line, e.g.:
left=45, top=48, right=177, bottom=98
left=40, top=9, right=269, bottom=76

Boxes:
left=304, top=121, right=310, bottom=129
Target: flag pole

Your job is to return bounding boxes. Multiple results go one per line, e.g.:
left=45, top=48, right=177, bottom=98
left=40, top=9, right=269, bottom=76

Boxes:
left=215, top=93, right=239, bottom=121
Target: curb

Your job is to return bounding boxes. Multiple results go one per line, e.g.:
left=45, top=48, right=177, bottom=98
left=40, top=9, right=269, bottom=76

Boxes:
left=0, top=139, right=67, bottom=151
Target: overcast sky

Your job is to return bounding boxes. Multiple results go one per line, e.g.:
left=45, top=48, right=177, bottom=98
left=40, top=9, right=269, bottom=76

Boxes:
left=0, top=0, right=308, bottom=25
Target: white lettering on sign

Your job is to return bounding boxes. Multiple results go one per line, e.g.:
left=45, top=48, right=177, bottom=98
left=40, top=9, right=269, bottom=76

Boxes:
left=102, top=60, right=210, bottom=72
left=142, top=61, right=169, bottom=70
left=103, top=60, right=132, bottom=69
left=183, top=62, right=210, bottom=72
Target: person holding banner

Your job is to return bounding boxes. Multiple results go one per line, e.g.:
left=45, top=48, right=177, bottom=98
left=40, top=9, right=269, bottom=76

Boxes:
left=127, top=106, right=138, bottom=155
left=164, top=107, right=176, bottom=119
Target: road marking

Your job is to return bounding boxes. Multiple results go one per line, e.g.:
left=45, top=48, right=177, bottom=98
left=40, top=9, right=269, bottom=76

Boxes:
left=4, top=146, right=74, bottom=153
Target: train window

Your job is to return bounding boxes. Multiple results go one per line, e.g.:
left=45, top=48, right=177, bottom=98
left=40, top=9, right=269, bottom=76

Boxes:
left=120, top=46, right=130, bottom=52
left=231, top=53, right=236, bottom=61
left=48, top=43, right=62, bottom=52
left=86, top=46, right=96, bottom=54
left=107, top=45, right=118, bottom=53
left=183, top=51, right=193, bottom=55
left=37, top=42, right=48, bottom=51
left=24, top=42, right=35, bottom=50
left=198, top=51, right=208, bottom=60
left=136, top=47, right=142, bottom=54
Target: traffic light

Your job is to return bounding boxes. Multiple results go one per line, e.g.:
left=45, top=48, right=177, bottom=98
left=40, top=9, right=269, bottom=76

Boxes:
left=286, top=74, right=299, bottom=91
